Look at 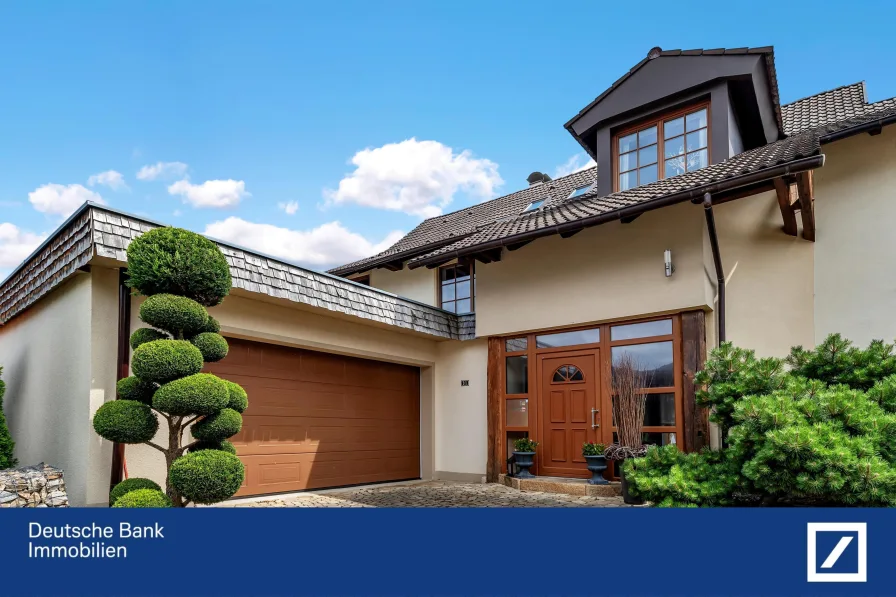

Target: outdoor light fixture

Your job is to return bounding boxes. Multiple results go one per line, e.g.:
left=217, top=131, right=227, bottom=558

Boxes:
left=664, top=249, right=674, bottom=277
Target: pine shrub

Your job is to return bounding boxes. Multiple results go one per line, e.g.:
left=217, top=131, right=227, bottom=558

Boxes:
left=93, top=227, right=247, bottom=507
left=0, top=368, right=17, bottom=469
left=627, top=335, right=896, bottom=507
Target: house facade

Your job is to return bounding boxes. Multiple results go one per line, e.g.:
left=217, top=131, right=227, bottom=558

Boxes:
left=1, top=46, right=895, bottom=505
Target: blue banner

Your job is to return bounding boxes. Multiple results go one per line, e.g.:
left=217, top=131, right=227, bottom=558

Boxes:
left=0, top=508, right=891, bottom=596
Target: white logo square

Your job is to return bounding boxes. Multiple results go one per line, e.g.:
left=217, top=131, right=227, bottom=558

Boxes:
left=807, top=522, right=867, bottom=583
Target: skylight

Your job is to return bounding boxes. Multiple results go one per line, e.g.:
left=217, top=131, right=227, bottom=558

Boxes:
left=568, top=184, right=593, bottom=199
left=522, top=199, right=546, bottom=213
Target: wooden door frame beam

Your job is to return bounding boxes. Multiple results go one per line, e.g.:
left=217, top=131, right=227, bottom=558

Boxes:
left=796, top=170, right=816, bottom=242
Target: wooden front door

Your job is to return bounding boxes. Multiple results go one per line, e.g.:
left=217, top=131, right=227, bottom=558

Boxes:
left=537, top=350, right=601, bottom=478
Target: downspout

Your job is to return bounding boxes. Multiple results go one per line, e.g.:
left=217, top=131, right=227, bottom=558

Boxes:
left=110, top=269, right=131, bottom=488
left=702, top=192, right=725, bottom=345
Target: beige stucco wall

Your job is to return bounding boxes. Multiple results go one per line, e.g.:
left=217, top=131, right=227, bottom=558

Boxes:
left=433, top=338, right=487, bottom=479
left=475, top=201, right=708, bottom=338
left=704, top=191, right=815, bottom=357
left=814, top=125, right=896, bottom=346
left=369, top=266, right=438, bottom=307
left=0, top=272, right=104, bottom=506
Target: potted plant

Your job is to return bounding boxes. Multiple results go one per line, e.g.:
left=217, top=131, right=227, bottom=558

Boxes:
left=511, top=437, right=539, bottom=478
left=582, top=441, right=608, bottom=484
left=605, top=353, right=651, bottom=504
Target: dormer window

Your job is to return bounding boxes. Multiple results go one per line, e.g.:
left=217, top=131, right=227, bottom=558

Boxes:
left=568, top=184, right=593, bottom=199
left=522, top=199, right=545, bottom=213
left=615, top=103, right=710, bottom=191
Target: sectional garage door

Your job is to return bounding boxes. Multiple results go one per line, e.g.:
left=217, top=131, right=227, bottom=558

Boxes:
left=204, top=338, right=421, bottom=497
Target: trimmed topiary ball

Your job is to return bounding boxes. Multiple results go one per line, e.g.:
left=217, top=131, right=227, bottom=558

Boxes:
left=112, top=488, right=172, bottom=508
left=170, top=450, right=244, bottom=504
left=224, top=380, right=248, bottom=413
left=93, top=400, right=158, bottom=444
left=140, top=294, right=209, bottom=337
left=202, top=315, right=221, bottom=334
left=189, top=439, right=237, bottom=455
left=116, top=376, right=158, bottom=404
left=191, top=408, right=242, bottom=442
left=109, top=477, right=162, bottom=506
left=132, top=340, right=203, bottom=383
left=190, top=332, right=229, bottom=362
left=153, top=373, right=229, bottom=416
left=126, top=227, right=232, bottom=307
left=129, top=327, right=170, bottom=350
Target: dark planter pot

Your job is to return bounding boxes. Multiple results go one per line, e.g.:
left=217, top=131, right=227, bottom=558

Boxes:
left=619, top=464, right=644, bottom=505
left=583, top=454, right=608, bottom=485
left=512, top=451, right=536, bottom=478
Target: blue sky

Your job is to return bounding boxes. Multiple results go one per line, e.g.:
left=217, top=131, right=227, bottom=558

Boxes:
left=2, top=1, right=895, bottom=276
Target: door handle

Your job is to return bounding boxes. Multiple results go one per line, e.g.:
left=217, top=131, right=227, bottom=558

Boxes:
left=591, top=408, right=600, bottom=429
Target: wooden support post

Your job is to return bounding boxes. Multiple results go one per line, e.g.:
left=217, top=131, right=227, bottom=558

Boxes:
left=486, top=337, right=502, bottom=482
left=681, top=310, right=708, bottom=452
left=772, top=178, right=798, bottom=237
left=796, top=170, right=816, bottom=242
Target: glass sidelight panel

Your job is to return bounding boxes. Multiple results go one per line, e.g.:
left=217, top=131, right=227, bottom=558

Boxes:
left=612, top=341, right=674, bottom=387
left=644, top=393, right=676, bottom=426
left=611, top=319, right=672, bottom=341
left=642, top=432, right=677, bottom=446
left=506, top=399, right=529, bottom=427
left=506, top=356, right=528, bottom=394
left=535, top=328, right=600, bottom=348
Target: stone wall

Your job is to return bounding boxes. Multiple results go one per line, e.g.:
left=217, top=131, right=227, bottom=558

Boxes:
left=0, top=463, right=68, bottom=507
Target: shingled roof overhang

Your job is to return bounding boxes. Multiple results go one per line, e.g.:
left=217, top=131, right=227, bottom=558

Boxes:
left=407, top=152, right=824, bottom=269
left=327, top=234, right=475, bottom=277
left=0, top=202, right=476, bottom=341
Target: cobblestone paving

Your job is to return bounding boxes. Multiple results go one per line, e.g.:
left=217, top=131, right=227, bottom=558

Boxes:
left=235, top=481, right=628, bottom=508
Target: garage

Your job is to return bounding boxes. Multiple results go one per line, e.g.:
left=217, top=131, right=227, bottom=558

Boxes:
left=205, top=338, right=421, bottom=497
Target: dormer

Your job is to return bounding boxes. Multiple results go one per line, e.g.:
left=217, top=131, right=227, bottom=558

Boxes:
left=564, top=46, right=784, bottom=197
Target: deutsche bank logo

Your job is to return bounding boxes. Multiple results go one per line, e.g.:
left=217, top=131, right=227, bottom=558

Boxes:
left=807, top=523, right=867, bottom=583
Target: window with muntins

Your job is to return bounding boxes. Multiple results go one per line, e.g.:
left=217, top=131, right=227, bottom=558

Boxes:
left=439, top=261, right=474, bottom=314
left=616, top=104, right=709, bottom=192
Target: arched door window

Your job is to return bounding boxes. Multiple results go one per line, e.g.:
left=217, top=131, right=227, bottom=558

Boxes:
left=551, top=365, right=584, bottom=383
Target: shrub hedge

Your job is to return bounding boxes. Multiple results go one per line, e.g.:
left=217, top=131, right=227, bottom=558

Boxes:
left=189, top=439, right=237, bottom=455
left=152, top=373, right=229, bottom=416
left=169, top=450, right=244, bottom=504
left=129, top=327, right=170, bottom=350
left=190, top=332, right=229, bottom=362
left=139, top=294, right=209, bottom=338
left=224, top=380, right=249, bottom=413
left=112, top=488, right=172, bottom=508
left=191, top=408, right=242, bottom=442
left=109, top=477, right=162, bottom=506
left=116, top=376, right=158, bottom=404
left=131, top=339, right=204, bottom=383
left=93, top=400, right=159, bottom=444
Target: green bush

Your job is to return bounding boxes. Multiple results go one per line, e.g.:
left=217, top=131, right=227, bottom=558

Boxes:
left=126, top=227, right=232, bottom=307
left=627, top=335, right=896, bottom=507
left=189, top=439, right=237, bottom=455
left=224, top=380, right=248, bottom=413
left=190, top=332, right=229, bottom=362
left=116, top=376, right=158, bottom=404
left=153, top=373, right=229, bottom=416
left=129, top=327, right=170, bottom=350
left=109, top=477, right=162, bottom=506
left=93, top=400, right=159, bottom=444
left=202, top=315, right=221, bottom=334
left=132, top=340, right=204, bottom=383
left=112, top=488, right=172, bottom=508
left=191, top=408, right=242, bottom=442
left=140, top=294, right=209, bottom=338
left=169, top=450, right=244, bottom=504
left=0, top=368, right=16, bottom=469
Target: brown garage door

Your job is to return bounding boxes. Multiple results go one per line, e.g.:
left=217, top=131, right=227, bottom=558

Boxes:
left=204, top=338, right=420, bottom=497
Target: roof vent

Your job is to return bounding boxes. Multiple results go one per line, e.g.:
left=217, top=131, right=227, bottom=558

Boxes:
left=526, top=171, right=553, bottom=186
left=647, top=46, right=663, bottom=59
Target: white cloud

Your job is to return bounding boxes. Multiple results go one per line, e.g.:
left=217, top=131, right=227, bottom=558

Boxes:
left=204, top=217, right=404, bottom=270
left=28, top=183, right=104, bottom=217
left=325, top=138, right=503, bottom=218
left=168, top=179, right=249, bottom=209
left=0, top=223, right=45, bottom=270
left=554, top=153, right=596, bottom=178
left=87, top=170, right=128, bottom=191
left=136, top=161, right=189, bottom=181
left=278, top=201, right=299, bottom=215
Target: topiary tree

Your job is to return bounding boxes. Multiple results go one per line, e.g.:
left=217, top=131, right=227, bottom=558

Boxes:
left=92, top=227, right=247, bottom=507
left=0, top=367, right=17, bottom=470
left=626, top=335, right=896, bottom=507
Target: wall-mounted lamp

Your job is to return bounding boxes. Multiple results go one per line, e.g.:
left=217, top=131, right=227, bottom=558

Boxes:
left=664, top=249, right=674, bottom=277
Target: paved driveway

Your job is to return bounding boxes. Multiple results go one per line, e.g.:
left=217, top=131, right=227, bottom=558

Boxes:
left=233, top=481, right=628, bottom=508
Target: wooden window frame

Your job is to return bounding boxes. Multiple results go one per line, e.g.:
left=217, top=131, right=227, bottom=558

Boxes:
left=613, top=101, right=712, bottom=192
left=438, top=260, right=475, bottom=314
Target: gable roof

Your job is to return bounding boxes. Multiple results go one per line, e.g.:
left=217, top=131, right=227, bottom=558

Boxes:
left=331, top=80, right=896, bottom=277
left=0, top=203, right=476, bottom=340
